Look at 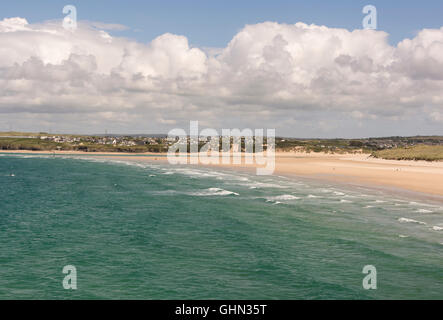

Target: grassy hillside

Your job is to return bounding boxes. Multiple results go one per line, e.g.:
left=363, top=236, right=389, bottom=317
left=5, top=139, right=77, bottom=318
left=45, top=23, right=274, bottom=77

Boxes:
left=0, top=137, right=66, bottom=151
left=372, top=145, right=443, bottom=161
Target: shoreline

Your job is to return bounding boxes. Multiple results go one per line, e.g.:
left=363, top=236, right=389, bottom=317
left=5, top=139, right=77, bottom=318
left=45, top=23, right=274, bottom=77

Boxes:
left=2, top=150, right=443, bottom=199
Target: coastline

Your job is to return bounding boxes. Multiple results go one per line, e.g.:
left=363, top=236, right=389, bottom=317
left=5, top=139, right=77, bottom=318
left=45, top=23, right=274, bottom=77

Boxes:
left=2, top=150, right=443, bottom=199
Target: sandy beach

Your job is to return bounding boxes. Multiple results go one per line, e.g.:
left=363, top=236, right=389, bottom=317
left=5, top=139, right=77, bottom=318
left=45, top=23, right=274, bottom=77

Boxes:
left=272, top=152, right=443, bottom=198
left=2, top=150, right=443, bottom=198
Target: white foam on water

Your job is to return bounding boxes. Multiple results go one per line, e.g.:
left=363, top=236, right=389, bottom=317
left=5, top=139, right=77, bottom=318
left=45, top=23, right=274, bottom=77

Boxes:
left=340, top=199, right=352, bottom=203
left=57, top=157, right=158, bottom=173
left=172, top=168, right=215, bottom=177
left=150, top=190, right=178, bottom=196
left=239, top=181, right=286, bottom=189
left=334, top=191, right=345, bottom=196
left=171, top=168, right=251, bottom=183
left=364, top=205, right=375, bottom=208
left=432, top=226, right=443, bottom=231
left=266, top=194, right=300, bottom=201
left=307, top=194, right=319, bottom=198
left=409, top=201, right=436, bottom=208
left=416, top=209, right=433, bottom=213
left=398, top=234, right=409, bottom=238
left=189, top=188, right=239, bottom=197
left=398, top=217, right=427, bottom=225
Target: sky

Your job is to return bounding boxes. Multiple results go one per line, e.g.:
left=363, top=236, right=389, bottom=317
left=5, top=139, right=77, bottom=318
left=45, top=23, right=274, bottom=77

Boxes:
left=0, top=0, right=443, bottom=137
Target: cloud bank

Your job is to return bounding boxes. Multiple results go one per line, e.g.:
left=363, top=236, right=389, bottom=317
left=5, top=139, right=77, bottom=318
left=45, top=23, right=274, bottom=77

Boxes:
left=0, top=17, right=442, bottom=137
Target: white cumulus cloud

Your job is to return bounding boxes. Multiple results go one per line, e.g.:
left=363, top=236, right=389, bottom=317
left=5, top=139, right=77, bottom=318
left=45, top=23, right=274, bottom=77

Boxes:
left=0, top=18, right=442, bottom=136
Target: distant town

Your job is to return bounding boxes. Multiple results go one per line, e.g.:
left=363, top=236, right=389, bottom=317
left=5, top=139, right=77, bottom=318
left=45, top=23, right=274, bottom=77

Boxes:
left=39, top=134, right=166, bottom=148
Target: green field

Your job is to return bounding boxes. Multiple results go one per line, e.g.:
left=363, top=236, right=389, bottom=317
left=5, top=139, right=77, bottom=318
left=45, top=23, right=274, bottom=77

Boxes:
left=372, top=145, right=443, bottom=161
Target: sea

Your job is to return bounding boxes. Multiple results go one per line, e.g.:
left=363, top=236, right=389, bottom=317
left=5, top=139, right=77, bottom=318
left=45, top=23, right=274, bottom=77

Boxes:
left=0, top=153, right=442, bottom=299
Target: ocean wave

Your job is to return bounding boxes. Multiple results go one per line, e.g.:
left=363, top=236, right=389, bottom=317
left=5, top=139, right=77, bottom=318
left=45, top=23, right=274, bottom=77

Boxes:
left=415, top=209, right=433, bottom=213
left=171, top=168, right=250, bottom=183
left=398, top=217, right=427, bottom=225
left=172, top=168, right=218, bottom=177
left=150, top=190, right=178, bottom=196
left=189, top=188, right=239, bottom=197
left=239, top=181, right=286, bottom=189
left=266, top=194, right=300, bottom=202
left=409, top=201, right=436, bottom=208
left=432, top=226, right=443, bottom=231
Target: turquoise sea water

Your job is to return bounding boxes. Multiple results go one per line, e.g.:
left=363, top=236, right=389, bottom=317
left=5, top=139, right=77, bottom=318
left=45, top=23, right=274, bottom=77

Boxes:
left=0, top=154, right=442, bottom=299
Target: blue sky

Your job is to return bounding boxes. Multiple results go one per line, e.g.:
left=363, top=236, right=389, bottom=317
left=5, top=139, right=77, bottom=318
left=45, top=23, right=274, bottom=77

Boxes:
left=1, top=0, right=443, bottom=47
